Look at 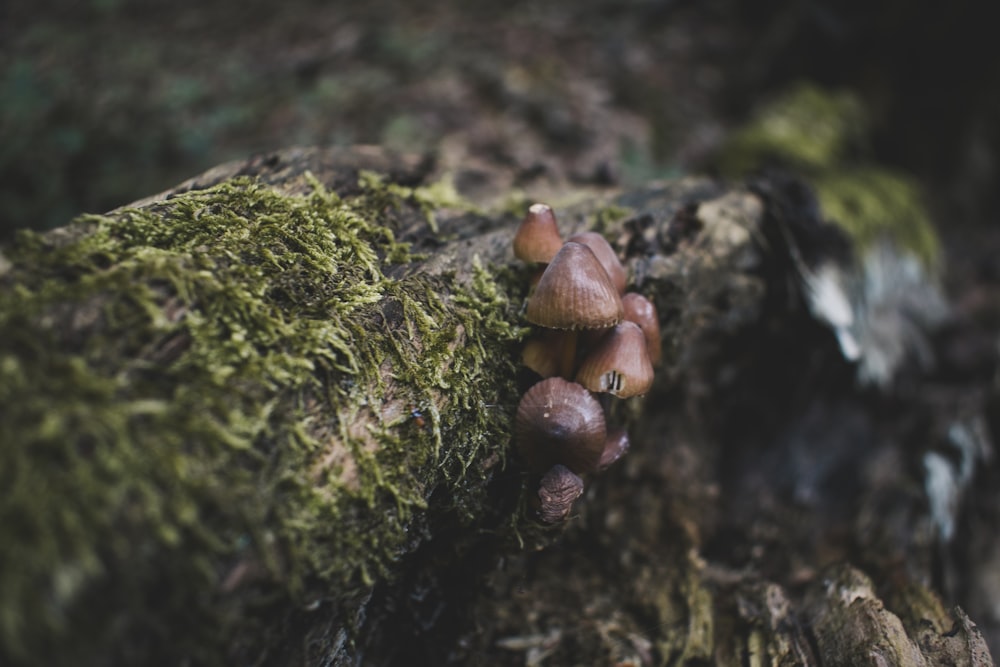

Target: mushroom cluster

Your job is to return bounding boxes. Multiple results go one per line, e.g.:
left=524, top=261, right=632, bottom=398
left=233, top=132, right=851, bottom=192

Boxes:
left=513, top=203, right=661, bottom=523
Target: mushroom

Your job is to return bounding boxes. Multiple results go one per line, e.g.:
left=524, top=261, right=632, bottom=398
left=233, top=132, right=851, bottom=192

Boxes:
left=598, top=427, right=630, bottom=470
left=526, top=241, right=624, bottom=377
left=513, top=203, right=563, bottom=265
left=621, top=292, right=662, bottom=366
left=567, top=231, right=627, bottom=295
left=515, top=377, right=607, bottom=474
left=526, top=241, right=623, bottom=330
left=510, top=209, right=660, bottom=521
left=521, top=330, right=564, bottom=378
left=575, top=321, right=654, bottom=397
left=533, top=464, right=585, bottom=524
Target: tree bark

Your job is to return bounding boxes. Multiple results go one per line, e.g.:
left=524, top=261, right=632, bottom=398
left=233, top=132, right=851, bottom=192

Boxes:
left=0, top=146, right=994, bottom=666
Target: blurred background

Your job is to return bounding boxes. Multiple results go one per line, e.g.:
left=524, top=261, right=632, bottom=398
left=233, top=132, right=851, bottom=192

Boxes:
left=2, top=0, right=997, bottom=242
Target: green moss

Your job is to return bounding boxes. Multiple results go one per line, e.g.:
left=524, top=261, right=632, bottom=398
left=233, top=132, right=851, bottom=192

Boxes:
left=591, top=203, right=633, bottom=234
left=815, top=167, right=941, bottom=269
left=716, top=82, right=941, bottom=271
left=495, top=191, right=539, bottom=221
left=358, top=169, right=474, bottom=235
left=718, top=82, right=867, bottom=176
left=0, top=175, right=520, bottom=664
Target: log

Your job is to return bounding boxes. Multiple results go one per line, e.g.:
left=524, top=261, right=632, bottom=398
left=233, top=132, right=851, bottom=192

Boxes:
left=0, top=146, right=993, bottom=666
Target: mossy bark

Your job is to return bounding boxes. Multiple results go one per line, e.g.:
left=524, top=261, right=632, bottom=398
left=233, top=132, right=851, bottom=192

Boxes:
left=0, top=147, right=994, bottom=666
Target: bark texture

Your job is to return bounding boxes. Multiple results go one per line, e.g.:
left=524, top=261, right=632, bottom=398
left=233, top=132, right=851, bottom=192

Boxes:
left=0, top=146, right=995, bottom=666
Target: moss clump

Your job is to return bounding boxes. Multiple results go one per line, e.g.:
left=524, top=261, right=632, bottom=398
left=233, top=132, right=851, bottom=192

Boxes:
left=592, top=203, right=632, bottom=234
left=358, top=169, right=473, bottom=234
left=716, top=82, right=942, bottom=268
left=717, top=81, right=867, bottom=176
left=814, top=167, right=940, bottom=270
left=0, top=175, right=520, bottom=665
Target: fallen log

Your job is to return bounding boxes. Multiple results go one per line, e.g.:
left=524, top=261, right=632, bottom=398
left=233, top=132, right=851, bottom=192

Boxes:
left=0, top=146, right=993, bottom=666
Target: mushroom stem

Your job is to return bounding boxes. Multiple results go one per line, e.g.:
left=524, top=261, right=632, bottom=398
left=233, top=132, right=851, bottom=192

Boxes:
left=596, top=391, right=612, bottom=414
left=559, top=330, right=578, bottom=379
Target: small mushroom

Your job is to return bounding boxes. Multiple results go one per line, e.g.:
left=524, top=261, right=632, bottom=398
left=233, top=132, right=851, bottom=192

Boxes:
left=526, top=241, right=624, bottom=377
left=622, top=292, right=662, bottom=366
left=526, top=241, right=624, bottom=330
left=598, top=427, right=630, bottom=470
left=521, top=329, right=565, bottom=378
left=575, top=321, right=654, bottom=397
left=567, top=231, right=627, bottom=295
left=533, top=464, right=584, bottom=524
left=514, top=203, right=563, bottom=265
left=515, top=377, right=607, bottom=474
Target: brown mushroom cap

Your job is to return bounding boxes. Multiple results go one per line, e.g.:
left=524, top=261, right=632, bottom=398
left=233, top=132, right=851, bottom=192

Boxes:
left=513, top=203, right=563, bottom=264
left=622, top=292, right=662, bottom=366
left=533, top=464, right=584, bottom=524
left=567, top=231, right=627, bottom=295
left=575, top=321, right=654, bottom=397
left=526, top=242, right=624, bottom=330
left=515, top=377, right=607, bottom=474
left=598, top=427, right=630, bottom=470
left=521, top=330, right=566, bottom=378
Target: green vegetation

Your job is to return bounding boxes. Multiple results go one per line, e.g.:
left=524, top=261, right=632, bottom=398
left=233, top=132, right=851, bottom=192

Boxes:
left=0, top=174, right=521, bottom=664
left=718, top=82, right=867, bottom=175
left=717, top=82, right=940, bottom=266
left=815, top=168, right=940, bottom=270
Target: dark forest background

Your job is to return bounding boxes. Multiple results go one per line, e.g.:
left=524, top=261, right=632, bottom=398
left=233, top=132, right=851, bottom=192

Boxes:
left=2, top=0, right=998, bottom=241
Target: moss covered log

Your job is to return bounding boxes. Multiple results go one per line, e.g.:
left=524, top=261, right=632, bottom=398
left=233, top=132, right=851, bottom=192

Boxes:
left=0, top=148, right=526, bottom=665
left=0, top=147, right=995, bottom=666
